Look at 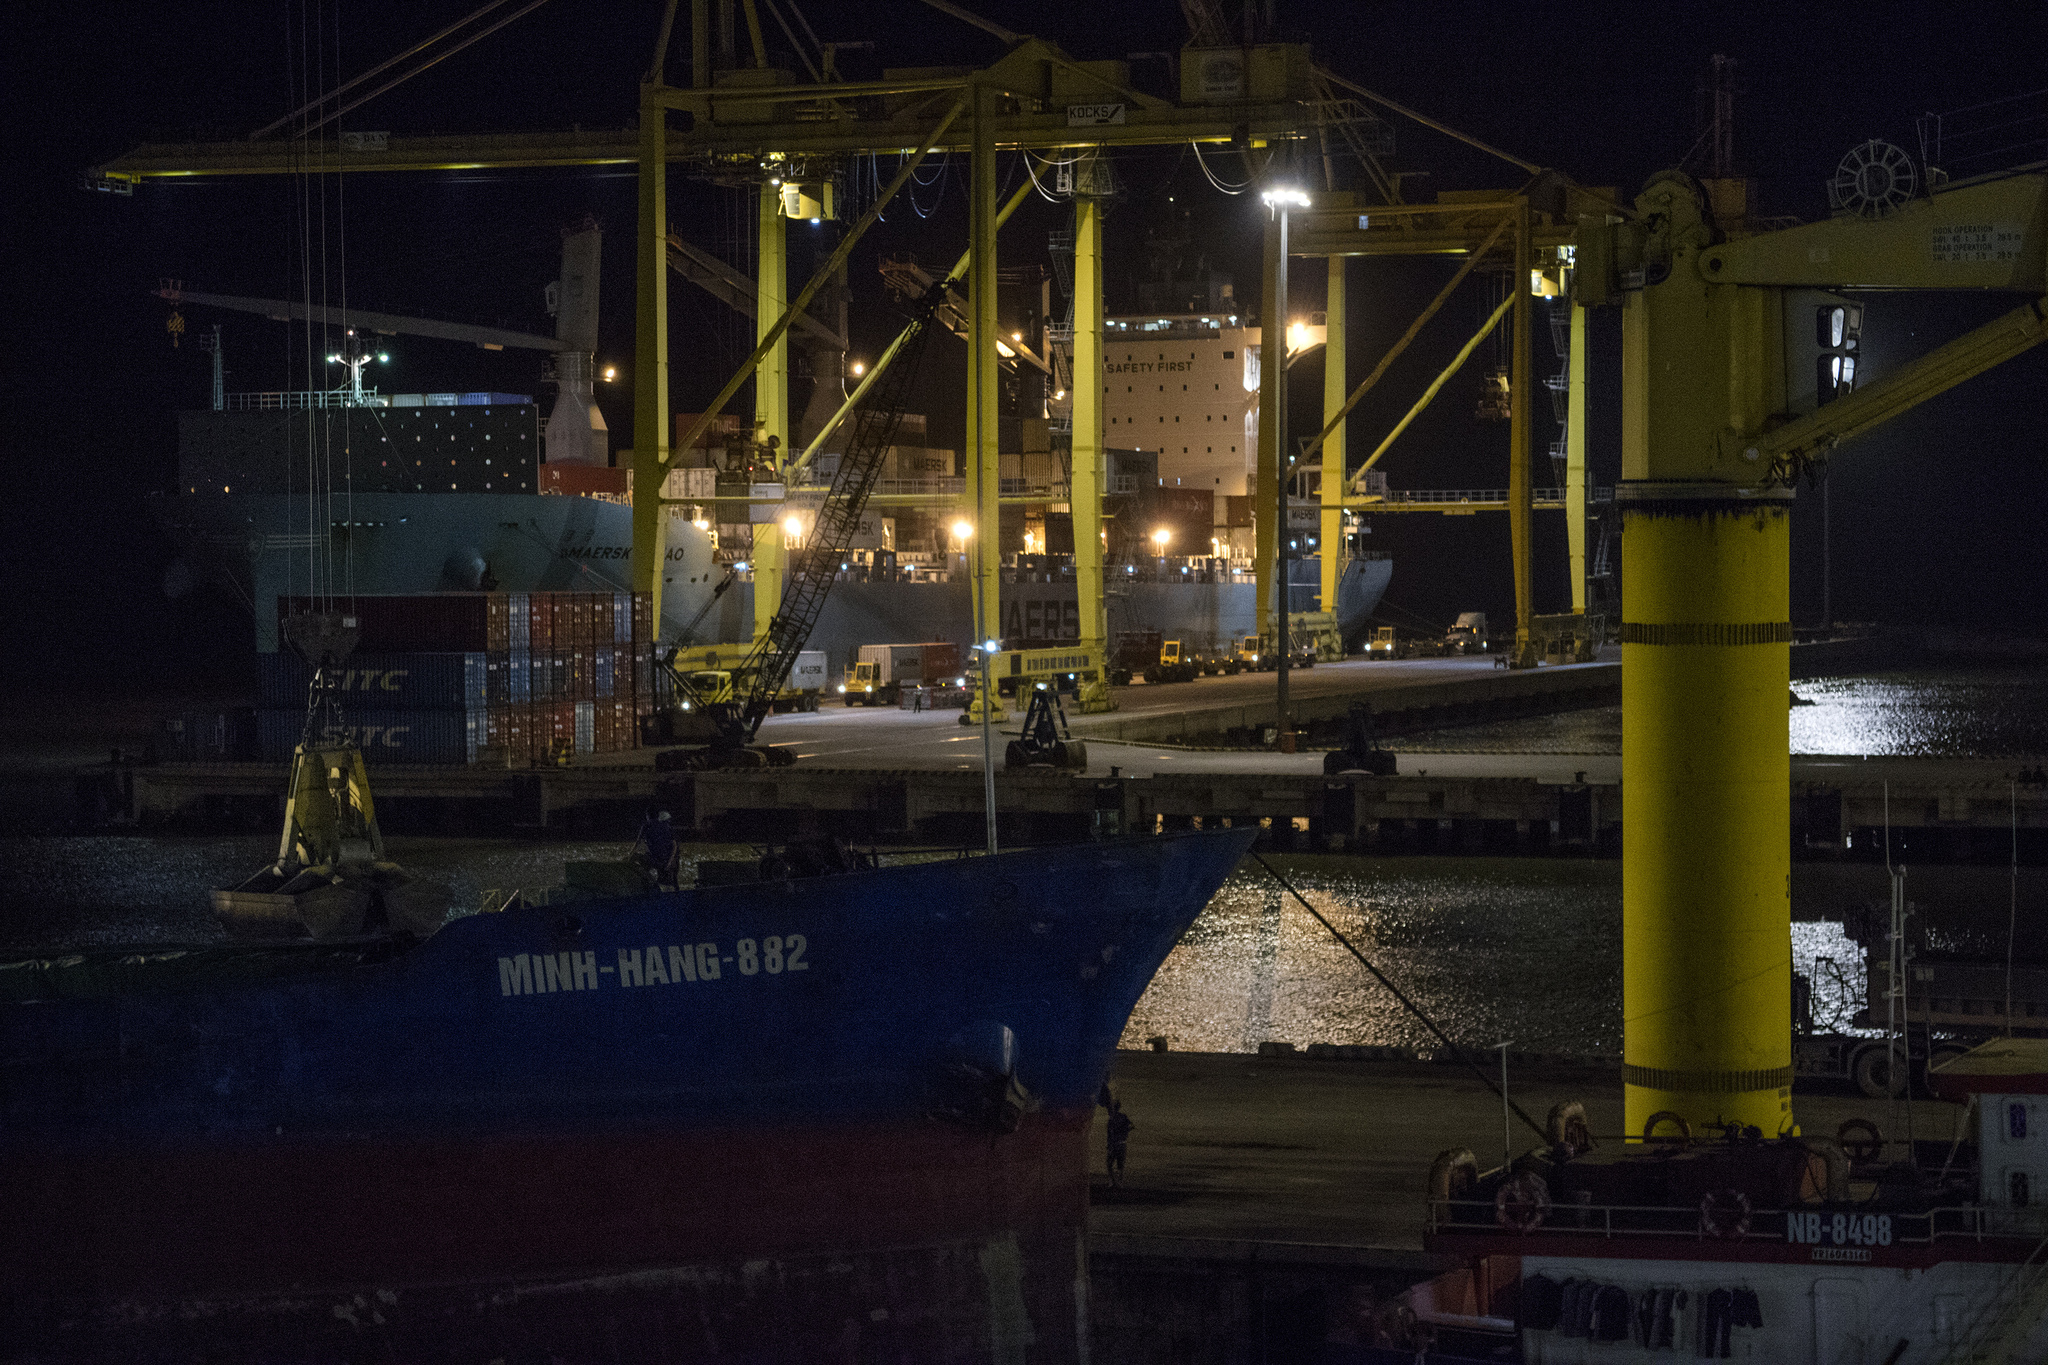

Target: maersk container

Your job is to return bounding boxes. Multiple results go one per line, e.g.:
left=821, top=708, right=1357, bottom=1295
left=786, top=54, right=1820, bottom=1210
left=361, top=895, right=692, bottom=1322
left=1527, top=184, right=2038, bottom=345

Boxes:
left=258, top=652, right=488, bottom=711
left=789, top=651, right=828, bottom=692
left=257, top=708, right=475, bottom=765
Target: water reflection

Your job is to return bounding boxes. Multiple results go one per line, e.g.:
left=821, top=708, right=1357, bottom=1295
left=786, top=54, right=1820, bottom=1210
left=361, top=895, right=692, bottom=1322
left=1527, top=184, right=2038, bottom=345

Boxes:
left=1789, top=668, right=2048, bottom=757
left=1122, top=857, right=1624, bottom=1055
left=1384, top=665, right=2048, bottom=759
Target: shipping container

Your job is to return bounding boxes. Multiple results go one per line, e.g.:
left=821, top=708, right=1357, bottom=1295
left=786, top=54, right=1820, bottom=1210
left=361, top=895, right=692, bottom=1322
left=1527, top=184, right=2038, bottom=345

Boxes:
left=528, top=593, right=553, bottom=654
left=161, top=709, right=259, bottom=762
left=257, top=651, right=488, bottom=712
left=277, top=595, right=491, bottom=653
left=257, top=708, right=474, bottom=765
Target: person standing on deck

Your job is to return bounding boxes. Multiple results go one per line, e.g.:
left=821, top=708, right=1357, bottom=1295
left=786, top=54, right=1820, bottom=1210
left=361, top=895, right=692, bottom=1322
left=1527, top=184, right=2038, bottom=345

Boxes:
left=638, top=810, right=679, bottom=890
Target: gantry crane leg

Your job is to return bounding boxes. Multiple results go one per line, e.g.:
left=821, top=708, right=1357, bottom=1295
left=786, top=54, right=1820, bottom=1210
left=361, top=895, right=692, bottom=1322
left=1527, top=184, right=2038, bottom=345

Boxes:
left=1071, top=172, right=1116, bottom=711
left=754, top=180, right=789, bottom=646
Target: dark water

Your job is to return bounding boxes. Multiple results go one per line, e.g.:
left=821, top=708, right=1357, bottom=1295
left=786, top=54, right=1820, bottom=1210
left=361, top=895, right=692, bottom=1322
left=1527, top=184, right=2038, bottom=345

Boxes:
left=1387, top=664, right=2048, bottom=757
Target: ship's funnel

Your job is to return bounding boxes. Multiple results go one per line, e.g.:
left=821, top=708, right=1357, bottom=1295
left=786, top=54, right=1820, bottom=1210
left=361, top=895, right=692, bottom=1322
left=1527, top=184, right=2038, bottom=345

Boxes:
left=546, top=223, right=609, bottom=467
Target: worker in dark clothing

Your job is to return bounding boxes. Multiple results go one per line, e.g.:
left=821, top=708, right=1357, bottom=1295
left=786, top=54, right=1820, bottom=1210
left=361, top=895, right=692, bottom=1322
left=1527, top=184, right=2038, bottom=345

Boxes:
left=638, top=810, right=680, bottom=890
left=1105, top=1101, right=1134, bottom=1187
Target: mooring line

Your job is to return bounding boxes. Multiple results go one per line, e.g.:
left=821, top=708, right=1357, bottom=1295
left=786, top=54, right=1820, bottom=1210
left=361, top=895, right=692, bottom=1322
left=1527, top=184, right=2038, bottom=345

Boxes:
left=1249, top=851, right=1550, bottom=1142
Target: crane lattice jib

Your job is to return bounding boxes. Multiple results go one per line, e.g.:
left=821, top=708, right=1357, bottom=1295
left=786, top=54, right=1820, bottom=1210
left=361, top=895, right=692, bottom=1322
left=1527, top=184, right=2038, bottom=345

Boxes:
left=734, top=284, right=947, bottom=738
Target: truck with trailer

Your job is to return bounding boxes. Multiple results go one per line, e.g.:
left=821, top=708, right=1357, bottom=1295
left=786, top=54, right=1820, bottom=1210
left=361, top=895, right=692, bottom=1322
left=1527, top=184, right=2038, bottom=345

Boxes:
left=771, top=651, right=829, bottom=712
left=840, top=642, right=962, bottom=706
left=1793, top=952, right=2048, bottom=1097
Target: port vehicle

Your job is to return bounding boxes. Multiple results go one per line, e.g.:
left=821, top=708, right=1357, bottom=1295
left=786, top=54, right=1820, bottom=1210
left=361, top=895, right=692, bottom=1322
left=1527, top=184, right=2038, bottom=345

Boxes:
left=840, top=641, right=962, bottom=705
left=772, top=650, right=828, bottom=712
left=1443, top=611, right=1491, bottom=655
left=1236, top=634, right=1274, bottom=671
left=1365, top=625, right=1407, bottom=659
left=0, top=826, right=1259, bottom=1358
left=1793, top=953, right=2048, bottom=1097
left=1108, top=630, right=1159, bottom=686
left=1150, top=639, right=1201, bottom=684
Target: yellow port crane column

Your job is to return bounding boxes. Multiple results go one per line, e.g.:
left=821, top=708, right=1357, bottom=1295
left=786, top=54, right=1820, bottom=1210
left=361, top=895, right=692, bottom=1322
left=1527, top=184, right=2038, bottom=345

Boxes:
left=1590, top=166, right=2048, bottom=1139
left=1613, top=174, right=1797, bottom=1139
left=633, top=87, right=673, bottom=625
left=964, top=83, right=1007, bottom=723
left=753, top=180, right=790, bottom=644
left=1254, top=200, right=1287, bottom=639
left=1566, top=300, right=1588, bottom=615
left=1071, top=158, right=1112, bottom=694
left=1320, top=256, right=1346, bottom=615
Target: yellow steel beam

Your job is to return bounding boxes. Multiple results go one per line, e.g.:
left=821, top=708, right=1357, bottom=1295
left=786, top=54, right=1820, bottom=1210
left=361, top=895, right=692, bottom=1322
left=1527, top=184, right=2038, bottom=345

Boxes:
left=1071, top=170, right=1114, bottom=710
left=752, top=182, right=788, bottom=646
left=1695, top=174, right=2048, bottom=293
left=1358, top=292, right=1513, bottom=473
left=668, top=97, right=968, bottom=489
left=1567, top=304, right=1588, bottom=614
left=631, top=94, right=672, bottom=624
left=965, top=84, right=1005, bottom=723
left=1508, top=196, right=1535, bottom=668
left=1320, top=214, right=1511, bottom=487
left=92, top=129, right=649, bottom=181
left=1254, top=203, right=1286, bottom=637
left=1319, top=256, right=1346, bottom=614
left=783, top=180, right=1035, bottom=483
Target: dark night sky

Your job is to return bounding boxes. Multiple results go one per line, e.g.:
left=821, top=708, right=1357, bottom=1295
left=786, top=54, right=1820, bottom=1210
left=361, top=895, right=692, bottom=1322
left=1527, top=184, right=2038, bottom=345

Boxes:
left=4, top=1, right=2045, bottom=693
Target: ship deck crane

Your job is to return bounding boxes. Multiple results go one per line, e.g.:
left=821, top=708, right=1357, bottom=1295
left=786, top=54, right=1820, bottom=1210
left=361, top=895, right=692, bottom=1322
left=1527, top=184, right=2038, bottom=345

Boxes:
left=1572, top=161, right=2048, bottom=1141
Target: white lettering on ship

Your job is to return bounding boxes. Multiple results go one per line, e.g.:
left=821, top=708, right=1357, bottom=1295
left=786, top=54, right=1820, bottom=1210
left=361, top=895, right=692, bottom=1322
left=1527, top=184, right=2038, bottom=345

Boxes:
left=1786, top=1210, right=1891, bottom=1249
left=498, top=937, right=808, bottom=996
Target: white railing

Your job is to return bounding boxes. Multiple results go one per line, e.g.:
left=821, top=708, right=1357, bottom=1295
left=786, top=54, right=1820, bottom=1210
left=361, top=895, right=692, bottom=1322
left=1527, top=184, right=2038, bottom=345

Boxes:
left=225, top=390, right=387, bottom=411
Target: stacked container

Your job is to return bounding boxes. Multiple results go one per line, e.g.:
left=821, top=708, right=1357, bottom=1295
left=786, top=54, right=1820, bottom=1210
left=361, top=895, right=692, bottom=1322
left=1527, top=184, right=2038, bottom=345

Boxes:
left=266, top=592, right=658, bottom=765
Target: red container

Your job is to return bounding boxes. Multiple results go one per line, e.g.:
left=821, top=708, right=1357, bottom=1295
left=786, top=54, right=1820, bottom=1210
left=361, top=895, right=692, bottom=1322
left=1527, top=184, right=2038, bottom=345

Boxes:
left=485, top=595, right=512, bottom=653
left=631, top=592, right=653, bottom=645
left=528, top=594, right=553, bottom=655
left=592, top=595, right=614, bottom=649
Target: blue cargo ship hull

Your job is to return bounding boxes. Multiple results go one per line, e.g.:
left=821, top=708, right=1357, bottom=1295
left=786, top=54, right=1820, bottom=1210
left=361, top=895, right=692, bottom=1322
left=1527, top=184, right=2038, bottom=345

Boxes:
left=1, top=828, right=1255, bottom=1359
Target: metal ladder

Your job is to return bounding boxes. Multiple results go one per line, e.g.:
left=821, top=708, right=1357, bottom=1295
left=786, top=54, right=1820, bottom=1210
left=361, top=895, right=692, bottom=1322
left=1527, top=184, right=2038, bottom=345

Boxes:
left=1938, top=1228, right=2048, bottom=1363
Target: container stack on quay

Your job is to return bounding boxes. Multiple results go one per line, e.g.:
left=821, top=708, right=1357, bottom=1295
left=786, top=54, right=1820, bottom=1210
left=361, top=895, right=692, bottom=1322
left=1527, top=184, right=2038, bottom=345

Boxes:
left=248, top=592, right=655, bottom=766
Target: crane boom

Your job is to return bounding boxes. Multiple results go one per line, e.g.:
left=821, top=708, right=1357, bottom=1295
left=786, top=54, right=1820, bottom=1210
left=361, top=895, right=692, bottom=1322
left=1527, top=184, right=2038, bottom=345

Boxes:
left=151, top=287, right=564, bottom=352
left=735, top=282, right=948, bottom=740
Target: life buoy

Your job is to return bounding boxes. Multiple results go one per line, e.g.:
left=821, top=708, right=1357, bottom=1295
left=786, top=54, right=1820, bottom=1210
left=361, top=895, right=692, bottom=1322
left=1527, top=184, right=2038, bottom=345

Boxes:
left=1700, top=1188, right=1752, bottom=1239
left=1642, top=1110, right=1692, bottom=1145
left=1546, top=1100, right=1593, bottom=1157
left=1798, top=1138, right=1852, bottom=1203
left=1837, top=1117, right=1884, bottom=1165
left=1494, top=1171, right=1551, bottom=1233
left=1427, top=1148, right=1479, bottom=1207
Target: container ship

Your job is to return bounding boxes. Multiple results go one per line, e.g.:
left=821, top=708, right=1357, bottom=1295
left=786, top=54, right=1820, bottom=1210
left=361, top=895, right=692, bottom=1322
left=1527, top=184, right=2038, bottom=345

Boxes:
left=154, top=225, right=1389, bottom=682
left=0, top=825, right=1259, bottom=1359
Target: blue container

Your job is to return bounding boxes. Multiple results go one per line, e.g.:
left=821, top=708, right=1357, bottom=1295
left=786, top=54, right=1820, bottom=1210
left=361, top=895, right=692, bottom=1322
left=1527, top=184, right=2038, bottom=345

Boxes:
left=257, top=707, right=475, bottom=765
left=595, top=647, right=614, bottom=699
left=258, top=652, right=487, bottom=711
